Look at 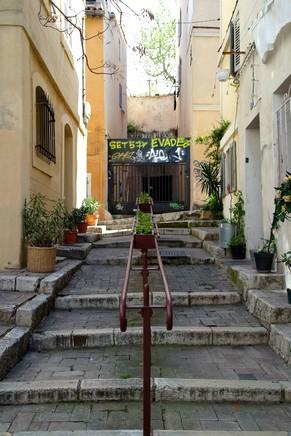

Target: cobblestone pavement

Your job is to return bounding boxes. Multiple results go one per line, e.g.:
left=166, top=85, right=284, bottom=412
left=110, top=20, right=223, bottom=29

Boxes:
left=60, top=264, right=235, bottom=295
left=2, top=402, right=291, bottom=432
left=35, top=305, right=260, bottom=330
left=5, top=344, right=291, bottom=382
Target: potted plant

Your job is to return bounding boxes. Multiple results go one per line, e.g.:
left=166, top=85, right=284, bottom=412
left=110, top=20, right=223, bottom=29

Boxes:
left=200, top=194, right=223, bottom=220
left=133, top=210, right=155, bottom=249
left=23, top=193, right=65, bottom=273
left=82, top=197, right=101, bottom=226
left=254, top=176, right=291, bottom=273
left=137, top=192, right=153, bottom=213
left=228, top=191, right=246, bottom=259
left=63, top=211, right=78, bottom=244
left=71, top=205, right=89, bottom=233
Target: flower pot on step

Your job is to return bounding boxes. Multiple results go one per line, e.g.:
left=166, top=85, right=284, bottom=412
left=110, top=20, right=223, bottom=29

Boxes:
left=77, top=222, right=88, bottom=233
left=86, top=213, right=99, bottom=226
left=254, top=251, right=274, bottom=273
left=64, top=230, right=78, bottom=244
left=27, top=246, right=56, bottom=273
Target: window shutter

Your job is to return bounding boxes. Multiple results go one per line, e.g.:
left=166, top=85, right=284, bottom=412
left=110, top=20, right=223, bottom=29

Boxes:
left=230, top=15, right=240, bottom=76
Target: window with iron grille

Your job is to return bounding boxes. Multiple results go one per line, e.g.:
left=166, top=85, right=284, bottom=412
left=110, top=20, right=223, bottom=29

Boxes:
left=222, top=142, right=237, bottom=195
left=275, top=88, right=291, bottom=184
left=35, top=86, right=56, bottom=163
left=230, top=14, right=240, bottom=76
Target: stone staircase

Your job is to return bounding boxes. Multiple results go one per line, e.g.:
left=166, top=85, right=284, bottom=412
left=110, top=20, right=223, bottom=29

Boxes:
left=1, top=220, right=291, bottom=433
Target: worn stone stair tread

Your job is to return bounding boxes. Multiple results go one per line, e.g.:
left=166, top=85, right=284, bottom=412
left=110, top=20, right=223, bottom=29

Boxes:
left=247, top=289, right=291, bottom=325
left=3, top=432, right=288, bottom=436
left=0, top=377, right=289, bottom=405
left=30, top=325, right=268, bottom=350
left=32, top=304, right=261, bottom=331
left=191, top=228, right=219, bottom=241
left=55, top=291, right=241, bottom=309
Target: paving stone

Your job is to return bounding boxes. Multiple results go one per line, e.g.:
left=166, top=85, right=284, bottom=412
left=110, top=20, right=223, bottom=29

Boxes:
left=212, top=327, right=268, bottom=346
left=155, top=378, right=281, bottom=402
left=16, top=295, right=52, bottom=329
left=0, top=275, right=16, bottom=291
left=55, top=294, right=120, bottom=310
left=0, top=380, right=79, bottom=404
left=16, top=276, right=42, bottom=293
left=39, top=261, right=82, bottom=295
left=270, top=324, right=291, bottom=363
left=79, top=378, right=143, bottom=401
left=247, top=290, right=291, bottom=325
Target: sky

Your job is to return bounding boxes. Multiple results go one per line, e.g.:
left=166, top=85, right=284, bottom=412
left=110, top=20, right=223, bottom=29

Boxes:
left=119, top=0, right=177, bottom=96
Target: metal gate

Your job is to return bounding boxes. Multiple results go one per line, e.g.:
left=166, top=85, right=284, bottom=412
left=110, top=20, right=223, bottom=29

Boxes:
left=108, top=137, right=191, bottom=214
left=108, top=162, right=189, bottom=214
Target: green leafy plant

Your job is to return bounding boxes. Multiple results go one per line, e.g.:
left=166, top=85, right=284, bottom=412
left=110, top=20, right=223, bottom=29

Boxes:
left=135, top=211, right=153, bottom=234
left=63, top=211, right=76, bottom=231
left=137, top=192, right=152, bottom=204
left=169, top=202, right=184, bottom=210
left=228, top=191, right=246, bottom=247
left=201, top=193, right=222, bottom=212
left=196, top=120, right=230, bottom=168
left=82, top=197, right=101, bottom=214
left=281, top=251, right=291, bottom=268
left=23, top=193, right=65, bottom=247
left=71, top=206, right=89, bottom=225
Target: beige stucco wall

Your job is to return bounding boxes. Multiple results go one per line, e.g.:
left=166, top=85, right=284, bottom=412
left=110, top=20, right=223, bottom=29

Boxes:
left=85, top=3, right=127, bottom=217
left=128, top=95, right=177, bottom=134
left=177, top=0, right=220, bottom=208
left=219, top=0, right=291, bottom=275
left=0, top=0, right=86, bottom=269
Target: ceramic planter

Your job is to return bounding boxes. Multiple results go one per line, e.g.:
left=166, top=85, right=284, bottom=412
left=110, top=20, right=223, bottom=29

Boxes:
left=86, top=213, right=99, bottom=226
left=254, top=251, right=274, bottom=273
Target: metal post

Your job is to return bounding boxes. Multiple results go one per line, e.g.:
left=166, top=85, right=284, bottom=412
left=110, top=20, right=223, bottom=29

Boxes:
left=141, top=249, right=152, bottom=436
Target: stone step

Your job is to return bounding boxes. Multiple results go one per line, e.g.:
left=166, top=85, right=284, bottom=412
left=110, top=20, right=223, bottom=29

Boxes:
left=270, top=324, right=291, bottom=363
left=102, top=229, right=133, bottom=238
left=55, top=291, right=241, bottom=309
left=93, top=235, right=202, bottom=249
left=0, top=291, right=36, bottom=324
left=0, top=377, right=288, bottom=405
left=99, top=217, right=134, bottom=226
left=56, top=244, right=92, bottom=261
left=77, top=233, right=101, bottom=243
left=105, top=223, right=134, bottom=231
left=158, top=228, right=191, bottom=236
left=0, top=327, right=30, bottom=380
left=34, top=304, right=258, bottom=331
left=247, top=290, right=291, bottom=326
left=0, top=432, right=287, bottom=436
left=30, top=326, right=268, bottom=351
left=85, top=248, right=214, bottom=266
left=191, top=228, right=219, bottom=241
left=225, top=265, right=285, bottom=299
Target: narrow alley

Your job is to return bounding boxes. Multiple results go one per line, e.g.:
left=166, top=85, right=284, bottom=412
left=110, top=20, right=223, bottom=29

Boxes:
left=1, top=216, right=291, bottom=434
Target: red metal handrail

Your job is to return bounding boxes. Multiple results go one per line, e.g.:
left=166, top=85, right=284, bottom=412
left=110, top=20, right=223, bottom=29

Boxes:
left=119, top=221, right=173, bottom=436
left=119, top=236, right=134, bottom=332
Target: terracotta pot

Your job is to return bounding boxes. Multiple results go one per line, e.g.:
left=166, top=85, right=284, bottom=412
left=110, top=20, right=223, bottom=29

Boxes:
left=86, top=213, right=99, bottom=226
left=27, top=246, right=56, bottom=273
left=64, top=230, right=78, bottom=244
left=77, top=222, right=88, bottom=233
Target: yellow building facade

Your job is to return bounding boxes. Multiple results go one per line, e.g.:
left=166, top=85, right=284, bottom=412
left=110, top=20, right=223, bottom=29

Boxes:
left=176, top=0, right=220, bottom=208
left=0, top=0, right=87, bottom=269
left=85, top=1, right=127, bottom=219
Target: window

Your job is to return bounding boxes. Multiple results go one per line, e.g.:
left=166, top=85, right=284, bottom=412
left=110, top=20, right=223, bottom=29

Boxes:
left=222, top=142, right=237, bottom=195
left=35, top=87, right=56, bottom=163
left=275, top=89, right=291, bottom=184
left=230, top=14, right=240, bottom=76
